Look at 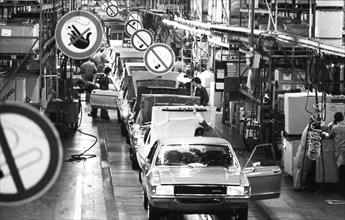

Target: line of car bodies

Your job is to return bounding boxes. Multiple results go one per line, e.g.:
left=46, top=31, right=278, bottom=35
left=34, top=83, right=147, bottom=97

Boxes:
left=114, top=47, right=282, bottom=220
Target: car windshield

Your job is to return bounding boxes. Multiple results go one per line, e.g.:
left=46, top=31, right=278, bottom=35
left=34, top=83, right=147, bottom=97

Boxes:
left=155, top=144, right=233, bottom=168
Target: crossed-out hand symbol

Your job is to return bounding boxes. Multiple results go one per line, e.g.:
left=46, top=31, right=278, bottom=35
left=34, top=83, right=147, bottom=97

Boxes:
left=68, top=25, right=91, bottom=49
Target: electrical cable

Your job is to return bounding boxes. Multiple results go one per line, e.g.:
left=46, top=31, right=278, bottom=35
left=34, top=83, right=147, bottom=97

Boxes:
left=307, top=53, right=334, bottom=94
left=64, top=102, right=97, bottom=163
left=68, top=128, right=98, bottom=162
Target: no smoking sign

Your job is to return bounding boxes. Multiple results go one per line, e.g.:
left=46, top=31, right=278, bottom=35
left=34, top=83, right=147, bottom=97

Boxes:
left=106, top=5, right=118, bottom=17
left=144, top=43, right=175, bottom=75
left=125, top=19, right=143, bottom=36
left=0, top=103, right=62, bottom=205
left=131, top=29, right=153, bottom=51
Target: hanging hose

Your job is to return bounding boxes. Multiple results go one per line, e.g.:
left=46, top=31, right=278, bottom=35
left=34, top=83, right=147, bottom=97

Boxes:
left=300, top=98, right=326, bottom=195
left=306, top=103, right=325, bottom=161
left=306, top=128, right=322, bottom=161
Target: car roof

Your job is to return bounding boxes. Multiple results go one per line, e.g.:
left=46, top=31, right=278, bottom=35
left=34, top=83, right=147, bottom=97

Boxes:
left=158, top=137, right=230, bottom=146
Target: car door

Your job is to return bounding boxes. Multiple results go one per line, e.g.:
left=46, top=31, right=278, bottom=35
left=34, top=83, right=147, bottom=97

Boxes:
left=136, top=127, right=152, bottom=169
left=141, top=141, right=159, bottom=187
left=128, top=111, right=142, bottom=148
left=243, top=144, right=282, bottom=200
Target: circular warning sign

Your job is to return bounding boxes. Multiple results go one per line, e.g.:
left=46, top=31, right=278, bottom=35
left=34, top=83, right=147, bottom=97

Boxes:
left=0, top=103, right=62, bottom=206
left=125, top=19, right=143, bottom=36
left=144, top=43, right=175, bottom=75
left=100, top=1, right=108, bottom=11
left=126, top=11, right=143, bottom=23
left=131, top=29, right=154, bottom=51
left=107, top=0, right=118, bottom=7
left=106, top=5, right=118, bottom=17
left=55, top=10, right=103, bottom=59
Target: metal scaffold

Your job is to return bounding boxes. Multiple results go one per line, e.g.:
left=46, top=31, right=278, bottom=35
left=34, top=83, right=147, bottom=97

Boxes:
left=0, top=0, right=67, bottom=110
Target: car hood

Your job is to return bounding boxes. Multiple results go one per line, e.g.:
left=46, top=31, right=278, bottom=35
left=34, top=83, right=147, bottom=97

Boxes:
left=154, top=167, right=242, bottom=185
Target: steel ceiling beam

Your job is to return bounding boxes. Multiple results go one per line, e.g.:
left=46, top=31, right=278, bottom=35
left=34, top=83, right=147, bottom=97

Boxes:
left=162, top=17, right=345, bottom=57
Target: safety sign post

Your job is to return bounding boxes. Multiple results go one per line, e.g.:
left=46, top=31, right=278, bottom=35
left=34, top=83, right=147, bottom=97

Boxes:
left=144, top=43, right=176, bottom=75
left=55, top=10, right=103, bottom=59
left=131, top=29, right=154, bottom=51
left=125, top=19, right=143, bottom=36
left=0, top=103, right=63, bottom=206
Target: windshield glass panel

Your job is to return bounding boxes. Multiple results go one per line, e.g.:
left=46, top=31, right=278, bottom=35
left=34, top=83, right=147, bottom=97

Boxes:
left=155, top=144, right=233, bottom=167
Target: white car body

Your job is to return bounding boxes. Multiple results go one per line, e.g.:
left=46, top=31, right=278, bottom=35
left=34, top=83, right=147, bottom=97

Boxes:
left=136, top=105, right=216, bottom=169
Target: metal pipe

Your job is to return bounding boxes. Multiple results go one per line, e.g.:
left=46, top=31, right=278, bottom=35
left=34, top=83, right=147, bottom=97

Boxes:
left=250, top=0, right=255, bottom=47
left=162, top=17, right=345, bottom=57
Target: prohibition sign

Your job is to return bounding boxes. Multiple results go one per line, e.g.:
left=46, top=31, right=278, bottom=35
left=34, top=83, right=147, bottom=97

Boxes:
left=107, top=0, right=118, bottom=7
left=100, top=1, right=108, bottom=11
left=0, top=103, right=63, bottom=206
left=106, top=5, right=118, bottom=17
left=55, top=10, right=103, bottom=59
left=125, top=19, right=143, bottom=36
left=144, top=43, right=175, bottom=75
left=131, top=29, right=153, bottom=51
left=126, top=11, right=143, bottom=23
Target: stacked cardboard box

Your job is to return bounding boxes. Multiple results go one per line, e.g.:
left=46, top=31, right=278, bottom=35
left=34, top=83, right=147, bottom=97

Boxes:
left=275, top=68, right=306, bottom=91
left=0, top=77, right=26, bottom=102
left=0, top=23, right=39, bottom=54
left=23, top=75, right=40, bottom=103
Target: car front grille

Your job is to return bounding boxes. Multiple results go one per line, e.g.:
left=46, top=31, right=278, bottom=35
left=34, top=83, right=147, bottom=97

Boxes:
left=175, top=185, right=226, bottom=195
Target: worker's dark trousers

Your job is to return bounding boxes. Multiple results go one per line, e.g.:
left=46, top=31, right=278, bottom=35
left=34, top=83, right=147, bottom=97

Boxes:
left=339, top=165, right=345, bottom=196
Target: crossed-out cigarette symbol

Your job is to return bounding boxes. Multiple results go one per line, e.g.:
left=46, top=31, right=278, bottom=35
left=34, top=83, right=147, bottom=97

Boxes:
left=0, top=126, right=43, bottom=193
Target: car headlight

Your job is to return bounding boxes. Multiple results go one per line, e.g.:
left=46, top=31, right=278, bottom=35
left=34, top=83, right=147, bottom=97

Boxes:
left=227, top=186, right=247, bottom=196
left=152, top=185, right=174, bottom=195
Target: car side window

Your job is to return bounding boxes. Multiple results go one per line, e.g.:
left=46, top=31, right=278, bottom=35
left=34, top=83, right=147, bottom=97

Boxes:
left=144, top=127, right=151, bottom=144
left=244, top=144, right=277, bottom=168
left=147, top=141, right=158, bottom=164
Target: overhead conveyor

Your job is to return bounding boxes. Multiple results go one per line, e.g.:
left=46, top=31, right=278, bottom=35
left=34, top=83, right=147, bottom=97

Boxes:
left=162, top=17, right=345, bottom=57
